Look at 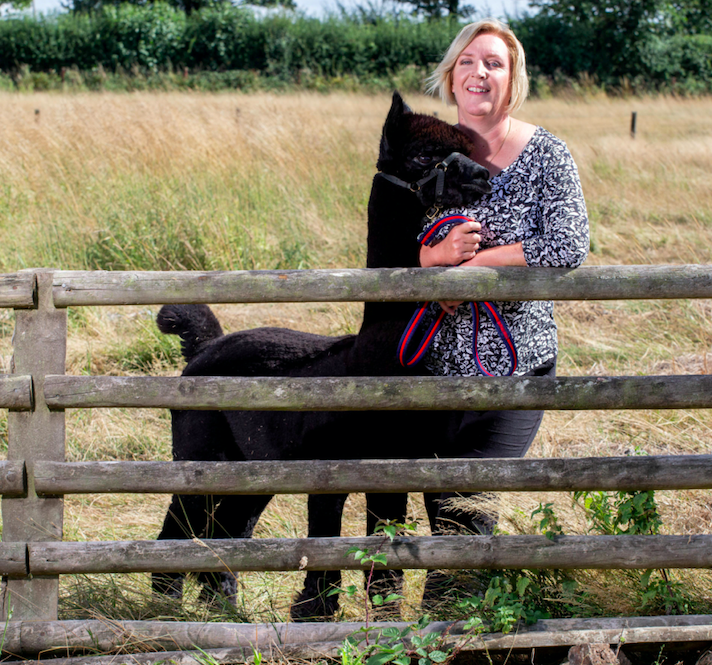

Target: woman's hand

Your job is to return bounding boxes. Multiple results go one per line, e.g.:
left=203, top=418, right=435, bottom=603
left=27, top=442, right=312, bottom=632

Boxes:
left=419, top=220, right=481, bottom=268
left=435, top=242, right=528, bottom=315
left=418, top=220, right=481, bottom=315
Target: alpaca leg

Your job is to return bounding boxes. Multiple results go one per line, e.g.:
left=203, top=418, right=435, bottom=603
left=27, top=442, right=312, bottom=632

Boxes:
left=156, top=408, right=257, bottom=604
left=196, top=493, right=274, bottom=606
left=153, top=493, right=218, bottom=599
left=290, top=493, right=348, bottom=621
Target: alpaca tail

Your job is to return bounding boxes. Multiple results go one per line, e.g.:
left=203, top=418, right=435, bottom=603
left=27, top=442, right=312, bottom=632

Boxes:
left=157, top=304, right=224, bottom=362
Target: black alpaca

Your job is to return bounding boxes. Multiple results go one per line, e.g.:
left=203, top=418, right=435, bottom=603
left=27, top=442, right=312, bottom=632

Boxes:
left=152, top=92, right=490, bottom=618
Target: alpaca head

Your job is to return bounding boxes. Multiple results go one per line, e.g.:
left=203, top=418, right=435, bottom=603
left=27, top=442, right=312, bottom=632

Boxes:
left=376, top=91, right=491, bottom=209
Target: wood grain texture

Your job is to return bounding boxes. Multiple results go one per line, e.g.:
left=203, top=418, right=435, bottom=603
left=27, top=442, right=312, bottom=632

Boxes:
left=27, top=535, right=712, bottom=575
left=52, top=265, right=712, bottom=307
left=0, top=376, right=33, bottom=410
left=31, top=455, right=712, bottom=495
left=0, top=461, right=26, bottom=497
left=0, top=272, right=36, bottom=309
left=4, top=616, right=712, bottom=658
left=0, top=543, right=29, bottom=576
left=43, top=374, right=712, bottom=411
left=2, top=271, right=66, bottom=620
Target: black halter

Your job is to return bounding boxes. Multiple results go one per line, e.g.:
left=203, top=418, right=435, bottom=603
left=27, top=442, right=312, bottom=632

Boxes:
left=377, top=152, right=463, bottom=219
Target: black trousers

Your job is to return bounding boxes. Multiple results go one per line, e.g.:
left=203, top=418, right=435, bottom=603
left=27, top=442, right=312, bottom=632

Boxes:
left=424, top=356, right=556, bottom=536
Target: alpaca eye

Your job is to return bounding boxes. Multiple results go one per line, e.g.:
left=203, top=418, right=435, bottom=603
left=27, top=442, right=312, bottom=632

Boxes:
left=415, top=155, right=433, bottom=166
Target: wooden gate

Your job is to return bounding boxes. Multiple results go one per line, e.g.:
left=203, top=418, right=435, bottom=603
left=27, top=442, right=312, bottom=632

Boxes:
left=2, top=265, right=712, bottom=660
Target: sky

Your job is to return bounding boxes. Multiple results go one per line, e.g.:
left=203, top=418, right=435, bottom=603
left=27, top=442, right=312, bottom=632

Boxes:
left=27, top=0, right=530, bottom=20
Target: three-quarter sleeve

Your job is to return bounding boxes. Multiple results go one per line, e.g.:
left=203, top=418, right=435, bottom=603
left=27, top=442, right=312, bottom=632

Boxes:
left=521, top=141, right=590, bottom=268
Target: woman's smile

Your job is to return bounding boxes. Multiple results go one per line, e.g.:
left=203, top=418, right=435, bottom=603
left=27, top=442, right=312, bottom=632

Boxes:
left=451, top=32, right=512, bottom=123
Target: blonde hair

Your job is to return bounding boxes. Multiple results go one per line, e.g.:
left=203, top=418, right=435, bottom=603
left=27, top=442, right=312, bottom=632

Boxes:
left=426, top=18, right=529, bottom=115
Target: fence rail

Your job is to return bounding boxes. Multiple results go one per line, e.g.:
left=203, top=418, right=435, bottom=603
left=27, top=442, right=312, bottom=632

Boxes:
left=51, top=265, right=712, bottom=305
left=40, top=373, right=712, bottom=410
left=3, top=616, right=712, bottom=660
left=0, top=375, right=33, bottom=409
left=0, top=534, right=710, bottom=577
left=0, top=272, right=36, bottom=309
left=21, top=456, right=712, bottom=495
left=2, top=267, right=712, bottom=656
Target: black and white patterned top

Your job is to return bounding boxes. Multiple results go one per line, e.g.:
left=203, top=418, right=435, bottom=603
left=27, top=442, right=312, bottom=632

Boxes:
left=422, top=126, right=589, bottom=377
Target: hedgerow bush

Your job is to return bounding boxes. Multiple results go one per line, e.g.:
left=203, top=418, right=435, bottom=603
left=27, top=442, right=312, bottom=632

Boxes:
left=640, top=33, right=712, bottom=92
left=0, top=6, right=461, bottom=80
left=1, top=5, right=711, bottom=94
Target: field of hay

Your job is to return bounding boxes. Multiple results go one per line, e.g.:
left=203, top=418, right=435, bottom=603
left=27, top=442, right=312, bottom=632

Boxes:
left=1, top=91, right=712, bottom=623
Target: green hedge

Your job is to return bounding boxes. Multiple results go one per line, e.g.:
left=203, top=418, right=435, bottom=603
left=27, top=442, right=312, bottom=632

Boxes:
left=0, top=5, right=461, bottom=79
left=0, top=5, right=710, bottom=93
left=640, top=33, right=712, bottom=91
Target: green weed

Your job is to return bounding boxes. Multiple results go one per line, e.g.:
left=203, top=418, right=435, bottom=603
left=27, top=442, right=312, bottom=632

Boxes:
left=533, top=482, right=693, bottom=616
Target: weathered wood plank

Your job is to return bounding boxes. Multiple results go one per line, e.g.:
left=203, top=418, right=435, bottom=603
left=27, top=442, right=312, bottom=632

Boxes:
left=43, top=374, right=712, bottom=411
left=0, top=375, right=33, bottom=410
left=31, top=455, right=712, bottom=495
left=2, top=271, right=66, bottom=620
left=0, top=461, right=26, bottom=497
left=6, top=616, right=712, bottom=657
left=0, top=645, right=341, bottom=665
left=0, top=272, right=36, bottom=309
left=52, top=265, right=712, bottom=307
left=0, top=543, right=29, bottom=576
left=7, top=628, right=712, bottom=665
left=27, top=535, right=712, bottom=575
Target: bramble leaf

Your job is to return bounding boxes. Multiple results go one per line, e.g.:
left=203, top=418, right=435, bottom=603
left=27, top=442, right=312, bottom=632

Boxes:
left=370, top=553, right=388, bottom=566
left=366, top=651, right=397, bottom=665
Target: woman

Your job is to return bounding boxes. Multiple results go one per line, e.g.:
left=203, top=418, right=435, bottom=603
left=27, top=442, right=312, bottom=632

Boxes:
left=418, top=20, right=589, bottom=540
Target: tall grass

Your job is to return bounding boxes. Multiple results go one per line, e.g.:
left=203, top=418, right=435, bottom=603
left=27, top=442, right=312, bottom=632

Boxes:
left=0, top=92, right=374, bottom=272
left=1, top=91, right=712, bottom=623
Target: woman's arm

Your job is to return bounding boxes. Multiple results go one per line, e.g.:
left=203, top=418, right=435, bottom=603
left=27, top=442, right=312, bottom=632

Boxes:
left=521, top=141, right=589, bottom=269
left=432, top=241, right=526, bottom=314
left=420, top=138, right=589, bottom=313
left=419, top=220, right=481, bottom=268
left=460, top=242, right=527, bottom=267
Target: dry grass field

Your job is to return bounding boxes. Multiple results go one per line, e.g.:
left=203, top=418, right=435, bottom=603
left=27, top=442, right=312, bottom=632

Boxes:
left=1, top=91, right=712, bottom=623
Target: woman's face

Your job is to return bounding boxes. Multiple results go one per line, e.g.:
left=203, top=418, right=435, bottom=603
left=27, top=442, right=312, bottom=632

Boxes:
left=451, top=32, right=512, bottom=124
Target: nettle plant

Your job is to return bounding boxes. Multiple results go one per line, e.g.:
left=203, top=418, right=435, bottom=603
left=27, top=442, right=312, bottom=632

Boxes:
left=533, top=485, right=692, bottom=616
left=335, top=521, right=555, bottom=665
left=335, top=520, right=486, bottom=665
left=335, top=478, right=692, bottom=665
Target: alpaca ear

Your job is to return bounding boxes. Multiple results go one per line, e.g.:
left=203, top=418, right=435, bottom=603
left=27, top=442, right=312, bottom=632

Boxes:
left=377, top=91, right=411, bottom=171
left=392, top=90, right=413, bottom=114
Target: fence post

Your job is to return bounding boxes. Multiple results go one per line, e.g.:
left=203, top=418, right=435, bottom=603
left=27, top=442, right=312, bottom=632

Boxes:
left=1, top=270, right=66, bottom=620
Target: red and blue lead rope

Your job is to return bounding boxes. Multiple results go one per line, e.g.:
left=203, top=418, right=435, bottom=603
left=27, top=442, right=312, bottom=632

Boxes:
left=397, top=215, right=518, bottom=376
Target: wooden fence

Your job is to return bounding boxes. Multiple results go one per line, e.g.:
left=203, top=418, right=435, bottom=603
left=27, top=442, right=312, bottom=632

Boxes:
left=2, top=266, right=712, bottom=660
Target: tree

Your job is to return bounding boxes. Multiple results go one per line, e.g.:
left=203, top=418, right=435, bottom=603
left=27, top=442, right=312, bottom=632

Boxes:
left=392, top=0, right=473, bottom=21
left=0, top=0, right=32, bottom=11
left=664, top=0, right=712, bottom=34
left=242, top=0, right=296, bottom=9
left=68, top=0, right=226, bottom=14
left=521, top=0, right=668, bottom=80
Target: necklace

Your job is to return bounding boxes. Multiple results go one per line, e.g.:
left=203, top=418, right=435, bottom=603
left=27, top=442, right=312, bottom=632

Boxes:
left=488, top=118, right=512, bottom=164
